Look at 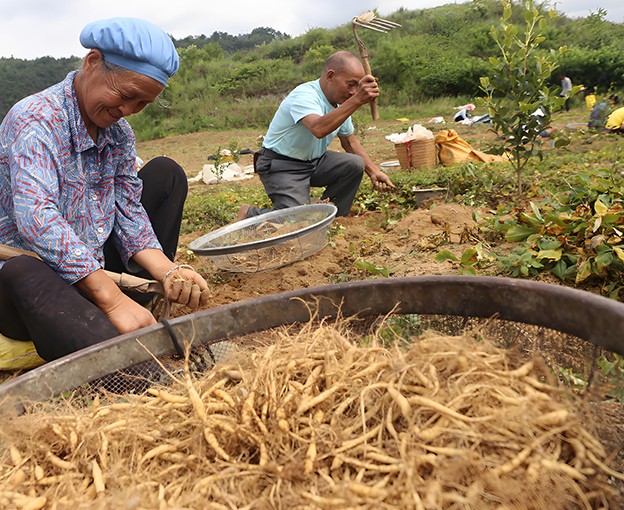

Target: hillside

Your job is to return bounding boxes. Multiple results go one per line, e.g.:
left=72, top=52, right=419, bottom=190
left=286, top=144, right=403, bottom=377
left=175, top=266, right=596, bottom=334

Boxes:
left=1, top=0, right=623, bottom=138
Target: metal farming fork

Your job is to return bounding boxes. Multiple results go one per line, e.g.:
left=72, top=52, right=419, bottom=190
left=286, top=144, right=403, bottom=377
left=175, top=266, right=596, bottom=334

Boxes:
left=352, top=11, right=401, bottom=120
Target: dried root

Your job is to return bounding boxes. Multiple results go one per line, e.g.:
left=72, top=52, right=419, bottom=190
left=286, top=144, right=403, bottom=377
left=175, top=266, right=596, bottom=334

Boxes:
left=0, top=322, right=621, bottom=509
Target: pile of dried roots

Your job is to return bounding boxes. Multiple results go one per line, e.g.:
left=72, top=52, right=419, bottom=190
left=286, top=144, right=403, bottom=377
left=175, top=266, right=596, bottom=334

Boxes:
left=0, top=320, right=622, bottom=509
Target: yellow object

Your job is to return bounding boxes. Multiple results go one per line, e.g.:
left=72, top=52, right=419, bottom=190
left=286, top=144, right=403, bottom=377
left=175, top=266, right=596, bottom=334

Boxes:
left=585, top=94, right=596, bottom=111
left=606, top=107, right=624, bottom=130
left=0, top=334, right=45, bottom=371
left=435, top=129, right=509, bottom=165
left=395, top=118, right=410, bottom=122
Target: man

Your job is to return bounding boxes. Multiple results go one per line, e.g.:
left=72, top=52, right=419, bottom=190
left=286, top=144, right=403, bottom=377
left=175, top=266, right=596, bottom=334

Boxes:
left=0, top=18, right=209, bottom=361
left=239, top=51, right=395, bottom=220
left=560, top=74, right=573, bottom=111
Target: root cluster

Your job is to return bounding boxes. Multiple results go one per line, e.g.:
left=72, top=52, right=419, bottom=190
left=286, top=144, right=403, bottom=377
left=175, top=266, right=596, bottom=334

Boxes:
left=0, top=321, right=621, bottom=509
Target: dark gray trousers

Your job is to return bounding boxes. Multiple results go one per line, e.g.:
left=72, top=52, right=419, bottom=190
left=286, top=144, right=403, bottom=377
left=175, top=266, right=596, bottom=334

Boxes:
left=246, top=149, right=364, bottom=217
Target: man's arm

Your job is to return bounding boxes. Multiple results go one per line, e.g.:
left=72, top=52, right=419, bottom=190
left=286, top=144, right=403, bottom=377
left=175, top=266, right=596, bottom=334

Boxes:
left=300, top=75, right=379, bottom=139
left=339, top=134, right=396, bottom=192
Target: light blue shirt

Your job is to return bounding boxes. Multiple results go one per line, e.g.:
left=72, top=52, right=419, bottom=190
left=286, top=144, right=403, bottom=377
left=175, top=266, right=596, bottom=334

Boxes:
left=262, top=79, right=354, bottom=161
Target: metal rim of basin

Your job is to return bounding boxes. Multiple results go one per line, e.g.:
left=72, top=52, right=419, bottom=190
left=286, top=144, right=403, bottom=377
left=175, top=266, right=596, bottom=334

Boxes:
left=189, top=203, right=337, bottom=256
left=1, top=275, right=623, bottom=405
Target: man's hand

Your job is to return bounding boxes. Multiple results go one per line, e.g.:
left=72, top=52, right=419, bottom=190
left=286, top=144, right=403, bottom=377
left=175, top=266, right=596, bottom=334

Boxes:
left=369, top=169, right=396, bottom=192
left=354, top=75, right=380, bottom=106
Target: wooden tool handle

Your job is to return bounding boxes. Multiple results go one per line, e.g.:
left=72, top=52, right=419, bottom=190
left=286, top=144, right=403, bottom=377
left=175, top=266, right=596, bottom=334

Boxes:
left=360, top=55, right=379, bottom=121
left=0, top=243, right=163, bottom=294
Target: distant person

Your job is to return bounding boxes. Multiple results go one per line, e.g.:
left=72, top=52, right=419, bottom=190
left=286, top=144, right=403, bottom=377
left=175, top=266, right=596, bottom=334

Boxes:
left=584, top=87, right=597, bottom=111
left=560, top=74, right=573, bottom=111
left=238, top=51, right=395, bottom=220
left=0, top=18, right=209, bottom=361
left=588, top=94, right=618, bottom=130
left=453, top=103, right=475, bottom=122
left=605, top=104, right=624, bottom=134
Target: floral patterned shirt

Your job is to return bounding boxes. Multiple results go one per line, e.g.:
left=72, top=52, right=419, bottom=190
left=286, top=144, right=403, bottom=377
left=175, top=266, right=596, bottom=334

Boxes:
left=0, top=71, right=161, bottom=284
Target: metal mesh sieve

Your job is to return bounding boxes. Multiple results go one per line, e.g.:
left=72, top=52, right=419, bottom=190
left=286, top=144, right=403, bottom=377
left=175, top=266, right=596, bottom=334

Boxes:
left=2, top=276, right=624, bottom=405
left=188, top=204, right=337, bottom=273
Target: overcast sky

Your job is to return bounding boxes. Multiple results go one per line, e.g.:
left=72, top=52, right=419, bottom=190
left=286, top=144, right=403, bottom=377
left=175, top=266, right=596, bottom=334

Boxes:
left=1, top=0, right=622, bottom=60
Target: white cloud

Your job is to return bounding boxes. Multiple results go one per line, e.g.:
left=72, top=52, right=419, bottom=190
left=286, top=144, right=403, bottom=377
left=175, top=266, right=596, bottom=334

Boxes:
left=0, top=0, right=621, bottom=60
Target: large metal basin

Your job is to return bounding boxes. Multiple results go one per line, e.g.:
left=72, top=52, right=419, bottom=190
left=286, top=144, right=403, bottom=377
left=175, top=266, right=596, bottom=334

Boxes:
left=1, top=276, right=623, bottom=404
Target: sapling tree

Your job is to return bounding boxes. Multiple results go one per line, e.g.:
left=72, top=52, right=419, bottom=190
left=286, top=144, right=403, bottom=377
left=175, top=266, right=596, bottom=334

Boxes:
left=479, top=0, right=579, bottom=193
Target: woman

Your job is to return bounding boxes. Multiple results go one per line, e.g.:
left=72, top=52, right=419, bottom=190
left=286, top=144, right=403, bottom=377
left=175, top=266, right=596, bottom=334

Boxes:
left=0, top=18, right=208, bottom=361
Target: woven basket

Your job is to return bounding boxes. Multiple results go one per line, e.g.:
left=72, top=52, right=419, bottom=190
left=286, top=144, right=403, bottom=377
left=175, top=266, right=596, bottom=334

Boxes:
left=395, top=138, right=437, bottom=170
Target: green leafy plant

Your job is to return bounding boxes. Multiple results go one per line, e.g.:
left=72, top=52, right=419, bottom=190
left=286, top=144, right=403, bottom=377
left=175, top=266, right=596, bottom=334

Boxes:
left=496, top=245, right=544, bottom=277
left=181, top=185, right=269, bottom=234
left=363, top=314, right=423, bottom=348
left=479, top=0, right=577, bottom=193
left=353, top=259, right=395, bottom=278
left=493, top=195, right=624, bottom=288
left=434, top=244, right=490, bottom=275
left=596, top=353, right=624, bottom=404
left=208, top=147, right=230, bottom=182
left=556, top=354, right=624, bottom=404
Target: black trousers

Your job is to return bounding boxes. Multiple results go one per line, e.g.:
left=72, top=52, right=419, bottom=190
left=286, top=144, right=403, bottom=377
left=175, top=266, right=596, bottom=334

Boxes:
left=0, top=156, right=187, bottom=361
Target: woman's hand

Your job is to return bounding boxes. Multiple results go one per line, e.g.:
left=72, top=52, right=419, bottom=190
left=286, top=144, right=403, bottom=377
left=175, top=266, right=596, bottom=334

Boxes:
left=76, top=269, right=157, bottom=333
left=131, top=249, right=211, bottom=309
left=103, top=292, right=157, bottom=333
left=162, top=265, right=210, bottom=309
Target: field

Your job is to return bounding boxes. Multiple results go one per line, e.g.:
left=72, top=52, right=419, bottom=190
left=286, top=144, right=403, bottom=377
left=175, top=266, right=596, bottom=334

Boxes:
left=137, top=105, right=623, bottom=307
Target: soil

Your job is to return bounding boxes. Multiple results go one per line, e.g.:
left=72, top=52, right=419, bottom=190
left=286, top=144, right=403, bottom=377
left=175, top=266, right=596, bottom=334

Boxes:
left=178, top=202, right=480, bottom=306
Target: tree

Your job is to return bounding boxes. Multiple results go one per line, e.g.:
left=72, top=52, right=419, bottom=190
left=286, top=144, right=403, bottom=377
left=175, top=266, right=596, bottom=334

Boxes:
left=479, top=0, right=579, bottom=193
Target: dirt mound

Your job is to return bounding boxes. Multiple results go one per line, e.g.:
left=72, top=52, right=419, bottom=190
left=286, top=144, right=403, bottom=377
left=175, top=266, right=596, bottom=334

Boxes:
left=179, top=202, right=481, bottom=308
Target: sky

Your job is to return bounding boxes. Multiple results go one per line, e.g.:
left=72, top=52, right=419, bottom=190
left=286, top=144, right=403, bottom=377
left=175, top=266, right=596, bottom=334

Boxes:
left=0, top=0, right=622, bottom=60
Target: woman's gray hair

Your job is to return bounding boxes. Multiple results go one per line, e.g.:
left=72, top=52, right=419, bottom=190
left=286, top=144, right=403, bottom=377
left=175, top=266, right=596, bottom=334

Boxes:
left=101, top=59, right=129, bottom=74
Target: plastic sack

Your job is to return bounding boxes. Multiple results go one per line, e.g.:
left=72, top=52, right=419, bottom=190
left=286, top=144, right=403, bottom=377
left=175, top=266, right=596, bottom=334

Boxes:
left=385, top=124, right=434, bottom=144
left=435, top=129, right=508, bottom=165
left=0, top=334, right=45, bottom=371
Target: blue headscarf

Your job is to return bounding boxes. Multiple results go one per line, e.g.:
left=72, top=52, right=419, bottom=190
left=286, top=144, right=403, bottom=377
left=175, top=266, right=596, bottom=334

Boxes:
left=80, top=17, right=179, bottom=86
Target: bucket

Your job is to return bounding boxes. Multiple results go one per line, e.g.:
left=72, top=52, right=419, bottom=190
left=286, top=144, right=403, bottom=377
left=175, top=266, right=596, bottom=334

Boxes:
left=395, top=138, right=437, bottom=170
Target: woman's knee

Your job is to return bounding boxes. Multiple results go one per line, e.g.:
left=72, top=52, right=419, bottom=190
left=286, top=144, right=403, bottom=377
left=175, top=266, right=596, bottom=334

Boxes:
left=139, top=156, right=188, bottom=204
left=141, top=156, right=187, bottom=184
left=0, top=256, right=55, bottom=291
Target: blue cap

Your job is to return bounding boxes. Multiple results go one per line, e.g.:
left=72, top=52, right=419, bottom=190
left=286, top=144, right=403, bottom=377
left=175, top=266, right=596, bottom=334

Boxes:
left=80, top=17, right=179, bottom=86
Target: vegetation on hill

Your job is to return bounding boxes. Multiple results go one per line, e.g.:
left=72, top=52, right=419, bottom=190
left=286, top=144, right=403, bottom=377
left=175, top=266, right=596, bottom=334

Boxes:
left=0, top=56, right=81, bottom=120
left=1, top=1, right=623, bottom=140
